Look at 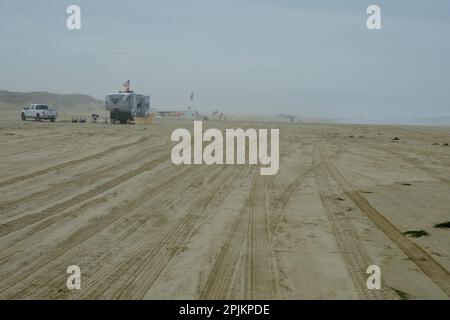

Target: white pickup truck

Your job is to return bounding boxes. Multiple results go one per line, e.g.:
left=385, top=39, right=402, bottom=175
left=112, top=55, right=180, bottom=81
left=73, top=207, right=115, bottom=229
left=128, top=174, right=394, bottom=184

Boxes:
left=21, top=104, right=58, bottom=122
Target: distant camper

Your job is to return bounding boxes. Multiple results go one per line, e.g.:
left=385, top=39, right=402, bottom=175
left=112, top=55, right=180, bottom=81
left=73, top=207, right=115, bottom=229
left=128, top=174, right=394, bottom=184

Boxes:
left=105, top=92, right=150, bottom=124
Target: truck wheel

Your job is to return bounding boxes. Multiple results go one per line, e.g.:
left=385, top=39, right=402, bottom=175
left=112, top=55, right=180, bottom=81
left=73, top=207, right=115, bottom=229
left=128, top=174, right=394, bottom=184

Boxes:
left=36, top=114, right=41, bottom=121
left=21, top=113, right=26, bottom=121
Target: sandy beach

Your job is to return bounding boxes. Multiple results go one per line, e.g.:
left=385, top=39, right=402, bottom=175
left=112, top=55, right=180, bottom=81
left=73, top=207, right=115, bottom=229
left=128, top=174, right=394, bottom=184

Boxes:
left=0, top=119, right=449, bottom=299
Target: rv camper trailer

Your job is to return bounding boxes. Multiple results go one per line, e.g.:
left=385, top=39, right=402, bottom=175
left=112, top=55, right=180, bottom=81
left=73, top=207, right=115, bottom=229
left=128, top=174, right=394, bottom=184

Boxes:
left=105, top=92, right=150, bottom=124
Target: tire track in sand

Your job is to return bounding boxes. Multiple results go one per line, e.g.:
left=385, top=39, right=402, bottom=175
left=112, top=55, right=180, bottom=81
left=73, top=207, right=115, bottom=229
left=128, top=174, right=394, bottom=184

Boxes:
left=200, top=169, right=277, bottom=300
left=245, top=174, right=277, bottom=300
left=245, top=173, right=278, bottom=299
left=269, top=146, right=346, bottom=238
left=0, top=143, right=168, bottom=217
left=0, top=148, right=169, bottom=238
left=269, top=163, right=319, bottom=238
left=0, top=136, right=151, bottom=188
left=0, top=145, right=169, bottom=255
left=114, top=167, right=243, bottom=300
left=319, top=147, right=450, bottom=297
left=199, top=177, right=252, bottom=299
left=314, top=158, right=389, bottom=299
left=7, top=166, right=209, bottom=299
left=0, top=165, right=197, bottom=299
left=76, top=166, right=245, bottom=299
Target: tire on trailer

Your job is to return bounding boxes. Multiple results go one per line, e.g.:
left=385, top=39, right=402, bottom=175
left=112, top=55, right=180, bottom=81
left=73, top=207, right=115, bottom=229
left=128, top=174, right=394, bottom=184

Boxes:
left=50, top=117, right=56, bottom=123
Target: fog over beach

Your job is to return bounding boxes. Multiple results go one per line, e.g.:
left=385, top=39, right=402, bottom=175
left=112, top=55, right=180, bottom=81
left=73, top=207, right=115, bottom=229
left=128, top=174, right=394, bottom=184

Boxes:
left=1, top=0, right=449, bottom=124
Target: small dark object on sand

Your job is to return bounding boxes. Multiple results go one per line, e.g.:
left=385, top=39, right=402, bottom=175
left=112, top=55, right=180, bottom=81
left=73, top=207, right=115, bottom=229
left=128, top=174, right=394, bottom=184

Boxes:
left=444, top=143, right=449, bottom=147
left=402, top=183, right=412, bottom=186
left=433, top=143, right=440, bottom=146
left=390, top=287, right=410, bottom=300
left=336, top=197, right=345, bottom=202
left=403, top=230, right=429, bottom=238
left=434, top=221, right=450, bottom=229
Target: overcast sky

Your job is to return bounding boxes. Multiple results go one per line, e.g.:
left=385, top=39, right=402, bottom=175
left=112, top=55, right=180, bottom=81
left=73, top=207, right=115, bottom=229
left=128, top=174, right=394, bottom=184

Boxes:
left=0, top=0, right=449, bottom=122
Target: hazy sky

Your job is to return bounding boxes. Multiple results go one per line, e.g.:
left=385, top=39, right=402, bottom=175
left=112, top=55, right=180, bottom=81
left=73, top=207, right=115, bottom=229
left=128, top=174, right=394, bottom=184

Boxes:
left=1, top=0, right=449, bottom=121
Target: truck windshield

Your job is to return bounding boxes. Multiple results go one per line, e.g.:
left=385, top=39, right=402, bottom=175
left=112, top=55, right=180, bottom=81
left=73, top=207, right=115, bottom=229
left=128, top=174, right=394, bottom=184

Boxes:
left=36, top=105, right=48, bottom=110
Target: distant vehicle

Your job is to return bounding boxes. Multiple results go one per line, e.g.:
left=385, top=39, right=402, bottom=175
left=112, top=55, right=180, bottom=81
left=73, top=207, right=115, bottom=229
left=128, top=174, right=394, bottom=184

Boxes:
left=105, top=92, right=150, bottom=124
left=21, top=104, right=58, bottom=122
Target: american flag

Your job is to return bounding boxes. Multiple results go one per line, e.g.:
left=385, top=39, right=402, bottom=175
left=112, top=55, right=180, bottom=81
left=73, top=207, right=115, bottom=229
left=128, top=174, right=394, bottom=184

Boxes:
left=122, top=80, right=130, bottom=92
